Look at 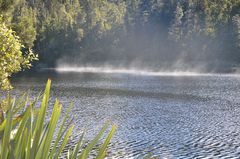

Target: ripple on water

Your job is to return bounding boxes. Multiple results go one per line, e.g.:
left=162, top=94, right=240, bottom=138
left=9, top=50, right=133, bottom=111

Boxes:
left=8, top=72, right=240, bottom=158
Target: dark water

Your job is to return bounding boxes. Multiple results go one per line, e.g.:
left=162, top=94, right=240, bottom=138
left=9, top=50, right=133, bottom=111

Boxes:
left=8, top=72, right=240, bottom=158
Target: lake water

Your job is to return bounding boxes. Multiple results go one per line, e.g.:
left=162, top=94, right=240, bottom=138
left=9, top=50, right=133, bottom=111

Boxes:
left=8, top=71, right=240, bottom=158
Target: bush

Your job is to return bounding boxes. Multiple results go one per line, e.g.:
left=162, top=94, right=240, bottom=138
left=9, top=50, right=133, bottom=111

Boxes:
left=0, top=79, right=117, bottom=159
left=0, top=18, right=38, bottom=90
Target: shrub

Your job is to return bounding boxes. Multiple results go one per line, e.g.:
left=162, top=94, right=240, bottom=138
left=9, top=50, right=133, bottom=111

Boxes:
left=0, top=79, right=117, bottom=159
left=0, top=18, right=38, bottom=90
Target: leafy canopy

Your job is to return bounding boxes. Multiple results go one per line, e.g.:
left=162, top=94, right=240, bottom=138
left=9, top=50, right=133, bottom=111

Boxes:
left=0, top=19, right=37, bottom=90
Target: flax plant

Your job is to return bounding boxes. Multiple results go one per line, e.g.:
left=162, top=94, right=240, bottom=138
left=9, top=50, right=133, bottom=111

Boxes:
left=0, top=79, right=116, bottom=159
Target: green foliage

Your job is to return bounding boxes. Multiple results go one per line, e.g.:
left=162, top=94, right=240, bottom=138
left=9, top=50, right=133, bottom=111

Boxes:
left=0, top=79, right=117, bottom=159
left=0, top=19, right=37, bottom=90
left=85, top=0, right=126, bottom=33
left=168, top=2, right=184, bottom=42
left=0, top=0, right=240, bottom=69
left=12, top=1, right=37, bottom=48
left=0, top=0, right=14, bottom=12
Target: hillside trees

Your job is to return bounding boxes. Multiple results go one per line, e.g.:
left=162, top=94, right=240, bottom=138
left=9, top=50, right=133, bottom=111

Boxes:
left=32, top=0, right=126, bottom=66
left=131, top=0, right=240, bottom=69
left=0, top=0, right=240, bottom=71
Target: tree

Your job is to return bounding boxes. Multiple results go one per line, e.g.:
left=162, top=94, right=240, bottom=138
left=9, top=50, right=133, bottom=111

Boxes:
left=0, top=20, right=37, bottom=90
left=233, top=14, right=240, bottom=47
left=12, top=1, right=37, bottom=48
left=168, top=2, right=184, bottom=41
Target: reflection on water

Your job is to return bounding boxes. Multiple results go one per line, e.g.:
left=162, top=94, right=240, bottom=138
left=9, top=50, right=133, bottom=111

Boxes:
left=7, top=71, right=240, bottom=158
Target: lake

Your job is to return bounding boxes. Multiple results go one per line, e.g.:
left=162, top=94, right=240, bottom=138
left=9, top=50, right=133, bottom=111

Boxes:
left=8, top=71, right=240, bottom=158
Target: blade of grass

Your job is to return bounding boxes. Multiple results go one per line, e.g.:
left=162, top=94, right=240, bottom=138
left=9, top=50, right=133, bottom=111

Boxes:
left=54, top=125, right=75, bottom=159
left=96, top=124, right=117, bottom=159
left=71, top=132, right=85, bottom=159
left=79, top=122, right=110, bottom=159
left=49, top=102, right=74, bottom=159
left=0, top=120, right=6, bottom=132
left=1, top=98, right=14, bottom=159
left=25, top=128, right=32, bottom=159
left=12, top=93, right=27, bottom=115
left=36, top=99, right=62, bottom=159
left=14, top=105, right=32, bottom=143
left=31, top=79, right=51, bottom=158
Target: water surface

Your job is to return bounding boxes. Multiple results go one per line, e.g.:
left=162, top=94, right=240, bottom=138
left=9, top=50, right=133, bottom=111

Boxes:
left=9, top=71, right=240, bottom=158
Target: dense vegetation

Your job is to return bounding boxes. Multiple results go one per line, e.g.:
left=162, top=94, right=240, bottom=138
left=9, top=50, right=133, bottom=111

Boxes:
left=1, top=0, right=240, bottom=71
left=0, top=80, right=117, bottom=158
left=0, top=17, right=37, bottom=90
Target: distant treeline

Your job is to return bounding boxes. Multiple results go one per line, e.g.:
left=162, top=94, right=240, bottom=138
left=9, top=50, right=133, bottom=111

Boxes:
left=1, top=0, right=240, bottom=72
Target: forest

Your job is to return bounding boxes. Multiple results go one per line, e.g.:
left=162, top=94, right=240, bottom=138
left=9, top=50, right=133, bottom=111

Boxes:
left=1, top=0, right=240, bottom=72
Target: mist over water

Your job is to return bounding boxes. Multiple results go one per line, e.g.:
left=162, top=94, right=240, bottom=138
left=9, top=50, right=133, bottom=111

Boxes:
left=54, top=7, right=239, bottom=74
left=55, top=66, right=202, bottom=76
left=55, top=65, right=240, bottom=77
left=55, top=23, right=238, bottom=74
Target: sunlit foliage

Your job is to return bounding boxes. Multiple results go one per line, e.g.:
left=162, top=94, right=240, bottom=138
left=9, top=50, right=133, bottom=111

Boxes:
left=0, top=19, right=37, bottom=90
left=0, top=80, right=116, bottom=158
